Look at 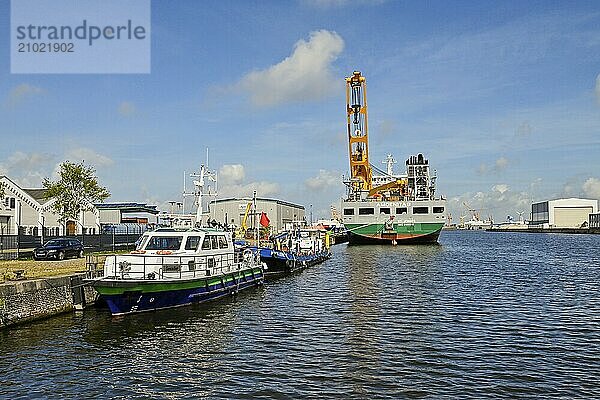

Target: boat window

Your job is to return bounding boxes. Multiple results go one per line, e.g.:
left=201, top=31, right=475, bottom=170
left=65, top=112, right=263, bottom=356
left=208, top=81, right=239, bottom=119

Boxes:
left=135, top=235, right=148, bottom=250
left=343, top=208, right=355, bottom=216
left=380, top=208, right=391, bottom=214
left=218, top=236, right=228, bottom=249
left=359, top=208, right=375, bottom=215
left=201, top=236, right=211, bottom=250
left=413, top=207, right=429, bottom=214
left=211, top=236, right=218, bottom=250
left=145, top=236, right=183, bottom=250
left=433, top=207, right=444, bottom=214
left=185, top=236, right=201, bottom=250
left=396, top=207, right=407, bottom=214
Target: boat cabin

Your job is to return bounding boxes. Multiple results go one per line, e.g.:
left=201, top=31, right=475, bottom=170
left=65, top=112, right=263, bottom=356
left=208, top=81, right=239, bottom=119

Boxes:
left=133, top=227, right=232, bottom=255
left=102, top=228, right=253, bottom=280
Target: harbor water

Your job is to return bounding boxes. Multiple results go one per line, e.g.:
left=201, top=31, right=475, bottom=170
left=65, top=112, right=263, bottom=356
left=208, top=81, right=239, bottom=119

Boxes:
left=1, top=231, right=600, bottom=398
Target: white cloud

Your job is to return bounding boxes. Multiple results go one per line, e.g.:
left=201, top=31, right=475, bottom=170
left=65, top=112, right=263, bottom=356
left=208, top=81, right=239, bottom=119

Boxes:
left=118, top=101, right=136, bottom=116
left=0, top=151, right=55, bottom=187
left=238, top=30, right=344, bottom=107
left=64, top=147, right=114, bottom=167
left=305, top=169, right=340, bottom=191
left=216, top=164, right=279, bottom=198
left=5, top=83, right=44, bottom=107
left=492, top=184, right=509, bottom=194
left=0, top=148, right=112, bottom=187
left=583, top=177, right=600, bottom=198
left=219, top=164, right=245, bottom=185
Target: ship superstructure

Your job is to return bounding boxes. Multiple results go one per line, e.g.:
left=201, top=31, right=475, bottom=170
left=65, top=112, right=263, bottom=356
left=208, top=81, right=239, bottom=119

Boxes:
left=341, top=71, right=446, bottom=244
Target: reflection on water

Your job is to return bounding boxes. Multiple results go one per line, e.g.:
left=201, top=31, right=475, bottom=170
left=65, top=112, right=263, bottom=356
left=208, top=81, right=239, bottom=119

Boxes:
left=1, top=231, right=600, bottom=398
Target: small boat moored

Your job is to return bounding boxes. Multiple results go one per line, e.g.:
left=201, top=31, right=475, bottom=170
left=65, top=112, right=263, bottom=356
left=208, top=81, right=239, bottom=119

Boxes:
left=251, top=228, right=331, bottom=277
left=88, top=227, right=265, bottom=315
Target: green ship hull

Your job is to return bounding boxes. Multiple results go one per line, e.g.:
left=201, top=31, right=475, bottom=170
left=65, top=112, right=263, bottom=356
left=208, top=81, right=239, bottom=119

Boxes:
left=345, top=222, right=444, bottom=244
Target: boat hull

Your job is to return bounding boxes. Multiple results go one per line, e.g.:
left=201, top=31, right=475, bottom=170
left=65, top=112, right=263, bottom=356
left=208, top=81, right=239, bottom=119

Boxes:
left=92, top=267, right=263, bottom=315
left=255, top=248, right=331, bottom=277
left=345, top=223, right=443, bottom=245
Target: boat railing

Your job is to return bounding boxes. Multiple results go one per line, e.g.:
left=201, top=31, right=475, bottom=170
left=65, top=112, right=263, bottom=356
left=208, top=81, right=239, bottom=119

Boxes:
left=103, top=250, right=258, bottom=280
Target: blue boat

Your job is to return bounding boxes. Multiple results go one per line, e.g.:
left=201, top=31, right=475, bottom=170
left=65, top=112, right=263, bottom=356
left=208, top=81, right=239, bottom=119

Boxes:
left=250, top=229, right=331, bottom=277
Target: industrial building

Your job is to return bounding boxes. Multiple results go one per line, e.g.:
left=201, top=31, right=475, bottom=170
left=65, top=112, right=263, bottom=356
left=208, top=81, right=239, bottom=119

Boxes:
left=208, top=197, right=305, bottom=233
left=530, top=198, right=599, bottom=228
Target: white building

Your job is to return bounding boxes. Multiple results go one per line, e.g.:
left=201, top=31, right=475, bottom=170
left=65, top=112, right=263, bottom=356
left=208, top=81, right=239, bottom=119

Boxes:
left=208, top=197, right=305, bottom=233
left=0, top=176, right=99, bottom=236
left=0, top=176, right=158, bottom=237
left=530, top=198, right=599, bottom=228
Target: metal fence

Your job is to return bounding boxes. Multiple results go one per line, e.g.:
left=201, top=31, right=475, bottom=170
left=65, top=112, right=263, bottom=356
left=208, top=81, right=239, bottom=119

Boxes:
left=0, top=233, right=143, bottom=260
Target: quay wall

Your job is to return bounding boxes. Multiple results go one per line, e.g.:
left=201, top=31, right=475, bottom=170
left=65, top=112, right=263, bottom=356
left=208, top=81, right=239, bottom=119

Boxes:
left=487, top=227, right=600, bottom=234
left=0, top=274, right=98, bottom=329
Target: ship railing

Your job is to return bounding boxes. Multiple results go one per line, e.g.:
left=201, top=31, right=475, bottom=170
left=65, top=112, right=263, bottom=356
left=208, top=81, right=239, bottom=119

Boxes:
left=103, top=251, right=258, bottom=280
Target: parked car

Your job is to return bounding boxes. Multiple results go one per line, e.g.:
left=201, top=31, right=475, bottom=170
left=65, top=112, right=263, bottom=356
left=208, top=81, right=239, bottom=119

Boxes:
left=33, top=238, right=84, bottom=261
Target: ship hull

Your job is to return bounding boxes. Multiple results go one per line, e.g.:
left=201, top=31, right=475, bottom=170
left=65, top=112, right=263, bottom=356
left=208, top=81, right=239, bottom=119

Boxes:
left=344, top=223, right=443, bottom=245
left=92, top=267, right=263, bottom=316
left=255, top=248, right=331, bottom=277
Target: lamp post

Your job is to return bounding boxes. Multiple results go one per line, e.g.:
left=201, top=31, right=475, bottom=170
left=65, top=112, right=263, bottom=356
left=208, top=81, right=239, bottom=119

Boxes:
left=38, top=215, right=45, bottom=245
left=16, top=200, right=21, bottom=258
left=310, top=204, right=313, bottom=226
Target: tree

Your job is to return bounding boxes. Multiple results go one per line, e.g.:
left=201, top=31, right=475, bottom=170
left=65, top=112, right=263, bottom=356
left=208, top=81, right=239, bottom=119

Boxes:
left=43, top=161, right=110, bottom=225
left=0, top=181, right=5, bottom=200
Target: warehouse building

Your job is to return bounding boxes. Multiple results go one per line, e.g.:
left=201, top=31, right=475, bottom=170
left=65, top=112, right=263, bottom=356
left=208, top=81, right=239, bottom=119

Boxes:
left=208, top=197, right=305, bottom=233
left=530, top=198, right=598, bottom=228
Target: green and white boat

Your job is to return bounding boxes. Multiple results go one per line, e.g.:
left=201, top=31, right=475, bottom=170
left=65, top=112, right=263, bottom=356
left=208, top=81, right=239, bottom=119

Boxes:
left=89, top=227, right=265, bottom=315
left=88, top=162, right=265, bottom=315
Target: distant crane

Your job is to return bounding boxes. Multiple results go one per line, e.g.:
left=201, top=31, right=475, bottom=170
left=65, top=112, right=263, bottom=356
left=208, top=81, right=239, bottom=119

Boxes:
left=463, top=202, right=481, bottom=221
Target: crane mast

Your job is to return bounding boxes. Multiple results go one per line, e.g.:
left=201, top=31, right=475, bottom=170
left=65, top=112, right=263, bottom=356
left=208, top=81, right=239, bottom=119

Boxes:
left=346, top=71, right=372, bottom=192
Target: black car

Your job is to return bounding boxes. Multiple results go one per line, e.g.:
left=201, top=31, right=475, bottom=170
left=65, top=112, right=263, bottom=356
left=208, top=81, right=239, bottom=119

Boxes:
left=33, top=238, right=84, bottom=261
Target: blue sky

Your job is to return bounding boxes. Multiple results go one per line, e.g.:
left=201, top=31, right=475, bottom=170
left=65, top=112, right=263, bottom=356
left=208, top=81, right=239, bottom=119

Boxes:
left=1, top=0, right=600, bottom=221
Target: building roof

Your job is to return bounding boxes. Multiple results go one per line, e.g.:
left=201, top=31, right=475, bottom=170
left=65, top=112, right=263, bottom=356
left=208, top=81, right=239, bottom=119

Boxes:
left=22, top=188, right=49, bottom=204
left=533, top=198, right=599, bottom=205
left=211, top=197, right=305, bottom=210
left=94, top=202, right=160, bottom=214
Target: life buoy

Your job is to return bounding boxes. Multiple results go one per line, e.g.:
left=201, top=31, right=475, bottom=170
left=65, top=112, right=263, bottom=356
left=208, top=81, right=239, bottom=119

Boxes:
left=156, top=250, right=173, bottom=255
left=131, top=250, right=146, bottom=254
left=384, top=219, right=394, bottom=230
left=243, top=249, right=254, bottom=263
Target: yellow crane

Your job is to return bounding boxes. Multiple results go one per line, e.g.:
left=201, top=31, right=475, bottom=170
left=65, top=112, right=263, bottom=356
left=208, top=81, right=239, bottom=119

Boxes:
left=346, top=71, right=372, bottom=191
left=345, top=70, right=407, bottom=200
left=235, top=202, right=252, bottom=238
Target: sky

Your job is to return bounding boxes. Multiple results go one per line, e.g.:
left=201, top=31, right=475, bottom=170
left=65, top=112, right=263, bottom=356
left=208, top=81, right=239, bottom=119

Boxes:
left=1, top=0, right=600, bottom=222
